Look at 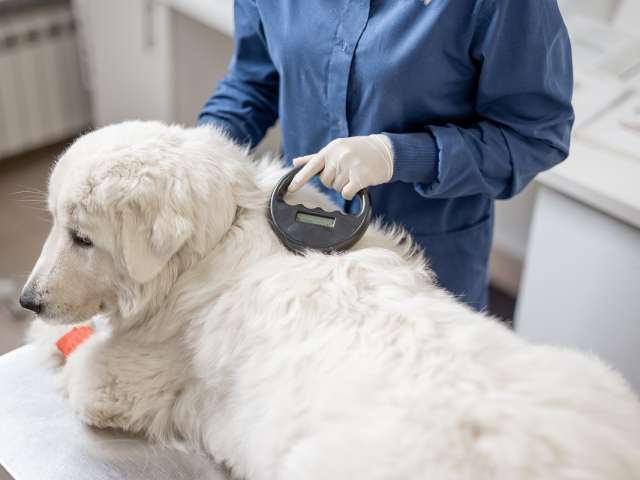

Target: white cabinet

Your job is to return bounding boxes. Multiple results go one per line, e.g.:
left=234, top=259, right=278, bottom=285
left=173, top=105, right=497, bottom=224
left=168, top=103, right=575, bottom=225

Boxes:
left=76, top=0, right=280, bottom=151
left=74, top=0, right=173, bottom=126
left=516, top=148, right=640, bottom=393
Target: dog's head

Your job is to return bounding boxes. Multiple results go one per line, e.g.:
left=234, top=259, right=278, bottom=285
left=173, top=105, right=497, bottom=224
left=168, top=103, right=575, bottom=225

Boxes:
left=20, top=121, right=248, bottom=324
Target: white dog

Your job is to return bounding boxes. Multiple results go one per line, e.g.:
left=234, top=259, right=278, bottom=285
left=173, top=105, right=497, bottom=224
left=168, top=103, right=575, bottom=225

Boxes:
left=21, top=122, right=640, bottom=480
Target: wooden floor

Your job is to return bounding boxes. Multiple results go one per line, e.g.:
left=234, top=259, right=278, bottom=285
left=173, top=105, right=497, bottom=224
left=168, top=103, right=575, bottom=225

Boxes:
left=0, top=141, right=516, bottom=355
left=0, top=463, right=14, bottom=480
left=0, top=140, right=70, bottom=355
left=489, top=285, right=516, bottom=326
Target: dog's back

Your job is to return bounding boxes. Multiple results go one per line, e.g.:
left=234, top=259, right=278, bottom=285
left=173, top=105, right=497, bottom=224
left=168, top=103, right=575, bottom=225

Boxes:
left=190, top=233, right=640, bottom=480
left=27, top=122, right=640, bottom=480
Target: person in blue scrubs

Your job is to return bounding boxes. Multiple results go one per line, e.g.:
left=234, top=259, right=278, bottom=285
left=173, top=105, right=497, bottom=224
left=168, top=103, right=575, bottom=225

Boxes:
left=198, top=0, right=574, bottom=311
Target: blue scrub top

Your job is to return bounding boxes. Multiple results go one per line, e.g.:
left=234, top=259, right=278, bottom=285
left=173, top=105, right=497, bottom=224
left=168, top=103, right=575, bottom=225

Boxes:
left=198, top=0, right=574, bottom=311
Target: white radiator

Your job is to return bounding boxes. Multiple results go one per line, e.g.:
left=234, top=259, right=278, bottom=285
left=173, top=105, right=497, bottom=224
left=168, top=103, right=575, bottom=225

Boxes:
left=0, top=4, right=91, bottom=159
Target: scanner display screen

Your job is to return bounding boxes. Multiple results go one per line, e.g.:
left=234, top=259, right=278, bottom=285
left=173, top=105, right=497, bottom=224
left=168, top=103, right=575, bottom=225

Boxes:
left=296, top=212, right=336, bottom=228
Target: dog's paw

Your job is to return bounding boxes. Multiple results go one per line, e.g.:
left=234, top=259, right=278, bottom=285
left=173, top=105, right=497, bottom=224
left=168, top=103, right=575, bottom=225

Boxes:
left=71, top=398, right=126, bottom=430
left=62, top=340, right=136, bottom=432
left=65, top=369, right=131, bottom=430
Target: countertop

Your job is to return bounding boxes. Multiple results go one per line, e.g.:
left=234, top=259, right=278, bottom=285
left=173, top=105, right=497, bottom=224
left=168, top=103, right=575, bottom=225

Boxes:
left=538, top=140, right=640, bottom=229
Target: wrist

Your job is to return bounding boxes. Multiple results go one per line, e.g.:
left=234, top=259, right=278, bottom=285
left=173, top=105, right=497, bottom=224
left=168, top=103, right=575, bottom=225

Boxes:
left=384, top=131, right=439, bottom=185
left=369, top=134, right=395, bottom=182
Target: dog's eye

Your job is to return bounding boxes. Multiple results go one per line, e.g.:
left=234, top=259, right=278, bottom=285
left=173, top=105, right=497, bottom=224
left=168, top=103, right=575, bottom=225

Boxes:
left=69, top=229, right=93, bottom=248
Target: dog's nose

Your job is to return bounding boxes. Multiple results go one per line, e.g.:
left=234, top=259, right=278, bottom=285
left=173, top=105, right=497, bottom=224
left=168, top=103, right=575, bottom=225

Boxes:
left=19, top=292, right=42, bottom=314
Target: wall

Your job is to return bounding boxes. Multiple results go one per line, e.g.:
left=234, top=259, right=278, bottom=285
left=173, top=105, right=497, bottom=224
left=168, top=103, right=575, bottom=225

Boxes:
left=171, top=10, right=281, bottom=154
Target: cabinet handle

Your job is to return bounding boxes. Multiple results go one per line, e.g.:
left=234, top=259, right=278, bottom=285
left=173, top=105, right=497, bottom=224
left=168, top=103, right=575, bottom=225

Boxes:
left=143, top=0, right=155, bottom=50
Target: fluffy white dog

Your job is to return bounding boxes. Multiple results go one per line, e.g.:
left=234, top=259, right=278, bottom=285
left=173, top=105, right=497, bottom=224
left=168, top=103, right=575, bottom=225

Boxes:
left=21, top=122, right=640, bottom=480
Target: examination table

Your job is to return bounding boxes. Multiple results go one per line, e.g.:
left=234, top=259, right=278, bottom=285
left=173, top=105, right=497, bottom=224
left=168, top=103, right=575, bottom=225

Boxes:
left=0, top=346, right=229, bottom=480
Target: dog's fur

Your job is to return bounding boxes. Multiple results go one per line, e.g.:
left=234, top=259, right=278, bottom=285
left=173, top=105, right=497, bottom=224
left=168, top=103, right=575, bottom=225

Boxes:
left=22, top=122, right=640, bottom=479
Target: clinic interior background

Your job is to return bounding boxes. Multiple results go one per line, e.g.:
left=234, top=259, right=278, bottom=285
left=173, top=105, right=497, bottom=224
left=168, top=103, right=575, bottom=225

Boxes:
left=0, top=0, right=639, bottom=391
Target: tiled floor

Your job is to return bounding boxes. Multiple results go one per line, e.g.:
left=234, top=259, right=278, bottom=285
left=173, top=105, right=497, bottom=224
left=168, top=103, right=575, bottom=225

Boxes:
left=0, top=142, right=516, bottom=355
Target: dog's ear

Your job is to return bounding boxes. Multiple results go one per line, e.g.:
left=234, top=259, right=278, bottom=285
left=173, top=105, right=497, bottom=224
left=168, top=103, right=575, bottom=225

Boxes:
left=119, top=195, right=193, bottom=284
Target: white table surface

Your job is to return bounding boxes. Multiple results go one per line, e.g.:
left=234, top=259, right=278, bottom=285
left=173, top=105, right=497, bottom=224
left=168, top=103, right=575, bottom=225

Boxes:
left=0, top=346, right=228, bottom=480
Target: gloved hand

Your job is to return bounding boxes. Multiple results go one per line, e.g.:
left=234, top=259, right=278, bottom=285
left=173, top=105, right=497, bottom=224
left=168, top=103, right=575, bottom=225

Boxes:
left=288, top=134, right=394, bottom=200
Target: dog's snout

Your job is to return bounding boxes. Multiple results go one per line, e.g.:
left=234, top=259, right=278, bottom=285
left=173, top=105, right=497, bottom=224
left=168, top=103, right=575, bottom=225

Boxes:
left=19, top=291, right=42, bottom=314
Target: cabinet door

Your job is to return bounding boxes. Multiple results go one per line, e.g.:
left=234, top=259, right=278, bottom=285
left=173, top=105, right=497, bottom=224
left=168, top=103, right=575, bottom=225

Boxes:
left=74, top=0, right=173, bottom=126
left=516, top=186, right=640, bottom=394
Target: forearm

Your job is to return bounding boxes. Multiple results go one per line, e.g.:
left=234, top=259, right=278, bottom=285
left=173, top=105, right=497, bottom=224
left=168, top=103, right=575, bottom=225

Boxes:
left=386, top=118, right=571, bottom=200
left=385, top=0, right=574, bottom=200
left=198, top=71, right=279, bottom=148
left=197, top=0, right=279, bottom=149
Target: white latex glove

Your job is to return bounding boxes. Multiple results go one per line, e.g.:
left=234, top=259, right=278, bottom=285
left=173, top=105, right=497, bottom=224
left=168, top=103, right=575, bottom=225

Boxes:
left=288, top=134, right=394, bottom=200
